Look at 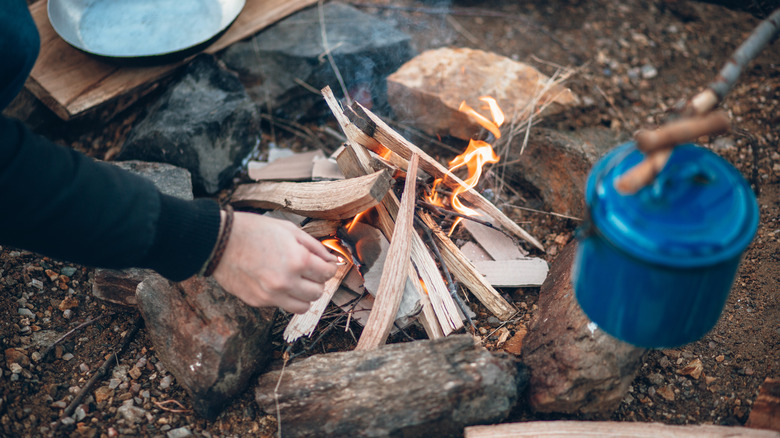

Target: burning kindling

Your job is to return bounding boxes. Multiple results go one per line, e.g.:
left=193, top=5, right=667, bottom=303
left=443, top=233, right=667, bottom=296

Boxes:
left=232, top=86, right=548, bottom=349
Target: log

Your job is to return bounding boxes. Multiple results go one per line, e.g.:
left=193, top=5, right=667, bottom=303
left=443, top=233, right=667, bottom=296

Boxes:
left=747, top=377, right=780, bottom=432
left=230, top=170, right=392, bottom=220
left=472, top=259, right=549, bottom=288
left=283, top=263, right=352, bottom=343
left=343, top=99, right=544, bottom=251
left=91, top=268, right=152, bottom=307
left=136, top=274, right=275, bottom=419
left=419, top=212, right=517, bottom=320
left=464, top=421, right=780, bottom=438
left=255, top=335, right=527, bottom=438
left=356, top=154, right=419, bottom=350
left=522, top=241, right=647, bottom=415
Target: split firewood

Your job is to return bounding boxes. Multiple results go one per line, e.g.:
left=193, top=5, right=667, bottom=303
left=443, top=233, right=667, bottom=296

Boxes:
left=343, top=99, right=544, bottom=251
left=247, top=149, right=325, bottom=181
left=283, top=263, right=353, bottom=343
left=419, top=212, right=516, bottom=320
left=231, top=169, right=392, bottom=220
left=356, top=154, right=419, bottom=350
left=300, top=219, right=339, bottom=238
left=747, top=377, right=780, bottom=432
left=255, top=335, right=527, bottom=438
left=463, top=216, right=528, bottom=261
left=327, top=97, right=463, bottom=334
left=464, top=421, right=780, bottom=438
left=311, top=156, right=344, bottom=181
left=349, top=222, right=422, bottom=322
left=471, top=259, right=549, bottom=288
left=321, top=85, right=542, bottom=251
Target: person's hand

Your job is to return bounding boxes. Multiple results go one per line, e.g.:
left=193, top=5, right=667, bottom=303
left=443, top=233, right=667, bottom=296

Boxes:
left=212, top=211, right=339, bottom=314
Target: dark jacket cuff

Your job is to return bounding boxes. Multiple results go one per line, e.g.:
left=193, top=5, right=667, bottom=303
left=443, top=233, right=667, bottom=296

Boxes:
left=143, top=194, right=221, bottom=281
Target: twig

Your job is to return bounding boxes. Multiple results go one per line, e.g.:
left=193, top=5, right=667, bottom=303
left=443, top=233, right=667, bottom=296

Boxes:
left=258, top=113, right=326, bottom=150
left=318, top=0, right=351, bottom=105
left=504, top=204, right=582, bottom=221
left=153, top=399, right=191, bottom=413
left=41, top=313, right=112, bottom=361
left=274, top=353, right=289, bottom=438
left=60, top=315, right=143, bottom=421
left=415, top=215, right=476, bottom=331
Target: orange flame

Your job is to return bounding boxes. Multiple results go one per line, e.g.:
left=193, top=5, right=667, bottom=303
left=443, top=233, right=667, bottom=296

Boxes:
left=427, top=96, right=504, bottom=235
left=418, top=279, right=429, bottom=295
left=346, top=209, right=369, bottom=233
left=322, top=238, right=350, bottom=264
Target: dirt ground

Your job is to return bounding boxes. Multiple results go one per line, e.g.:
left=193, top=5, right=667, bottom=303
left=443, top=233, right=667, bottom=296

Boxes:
left=1, top=0, right=778, bottom=437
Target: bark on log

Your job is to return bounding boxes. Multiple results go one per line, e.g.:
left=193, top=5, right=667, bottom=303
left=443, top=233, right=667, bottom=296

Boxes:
left=747, top=377, right=780, bottom=432
left=255, top=335, right=527, bottom=438
left=465, top=421, right=780, bottom=438
left=522, top=241, right=647, bottom=415
left=231, top=169, right=392, bottom=220
left=91, top=268, right=153, bottom=307
left=136, top=274, right=276, bottom=419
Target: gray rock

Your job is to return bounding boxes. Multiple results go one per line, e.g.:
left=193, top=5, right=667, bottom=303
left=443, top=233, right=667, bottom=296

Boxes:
left=167, top=427, right=194, bottom=438
left=119, top=54, right=260, bottom=195
left=117, top=403, right=147, bottom=424
left=17, top=308, right=34, bottom=318
left=111, top=161, right=194, bottom=200
left=220, top=2, right=414, bottom=121
left=136, top=273, right=276, bottom=419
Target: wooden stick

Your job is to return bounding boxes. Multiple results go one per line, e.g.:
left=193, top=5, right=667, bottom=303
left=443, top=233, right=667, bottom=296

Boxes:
left=230, top=170, right=392, bottom=220
left=635, top=110, right=731, bottom=153
left=60, top=316, right=143, bottom=421
left=464, top=420, right=780, bottom=438
left=284, top=263, right=352, bottom=343
left=356, top=154, right=419, bottom=350
left=613, top=149, right=672, bottom=195
left=300, top=219, right=339, bottom=238
left=419, top=212, right=516, bottom=320
left=343, top=100, right=544, bottom=251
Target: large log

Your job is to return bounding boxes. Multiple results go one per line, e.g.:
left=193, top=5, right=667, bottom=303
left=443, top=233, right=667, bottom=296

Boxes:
left=136, top=274, right=276, bottom=419
left=255, top=335, right=527, bottom=438
left=231, top=169, right=392, bottom=220
left=522, top=241, right=647, bottom=415
left=747, top=377, right=780, bottom=432
left=464, top=421, right=780, bottom=438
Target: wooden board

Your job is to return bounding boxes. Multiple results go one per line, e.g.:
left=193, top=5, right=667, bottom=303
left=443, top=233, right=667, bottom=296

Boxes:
left=464, top=421, right=780, bottom=438
left=25, top=0, right=317, bottom=120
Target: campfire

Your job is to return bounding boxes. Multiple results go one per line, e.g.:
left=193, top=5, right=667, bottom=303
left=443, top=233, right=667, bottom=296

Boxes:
left=231, top=86, right=549, bottom=349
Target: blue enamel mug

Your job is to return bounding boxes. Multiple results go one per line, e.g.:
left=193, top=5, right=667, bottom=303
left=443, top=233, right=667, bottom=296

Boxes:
left=573, top=142, right=759, bottom=348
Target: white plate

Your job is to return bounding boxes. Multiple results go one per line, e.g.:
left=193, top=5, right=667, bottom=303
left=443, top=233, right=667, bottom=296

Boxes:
left=48, top=0, right=245, bottom=60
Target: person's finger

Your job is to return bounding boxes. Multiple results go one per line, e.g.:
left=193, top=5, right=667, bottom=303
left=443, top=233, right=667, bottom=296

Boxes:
left=285, top=277, right=326, bottom=303
left=301, top=252, right=339, bottom=283
left=296, top=231, right=339, bottom=262
left=275, top=292, right=315, bottom=314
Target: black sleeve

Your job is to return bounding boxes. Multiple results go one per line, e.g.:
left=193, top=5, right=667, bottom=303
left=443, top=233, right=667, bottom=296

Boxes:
left=0, top=117, right=221, bottom=281
left=0, top=0, right=221, bottom=281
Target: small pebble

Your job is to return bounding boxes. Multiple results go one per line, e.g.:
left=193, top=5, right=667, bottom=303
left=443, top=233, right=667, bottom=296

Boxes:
left=18, top=308, right=35, bottom=318
left=167, top=426, right=194, bottom=438
left=62, top=353, right=74, bottom=361
left=9, top=363, right=23, bottom=374
left=62, top=309, right=73, bottom=320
